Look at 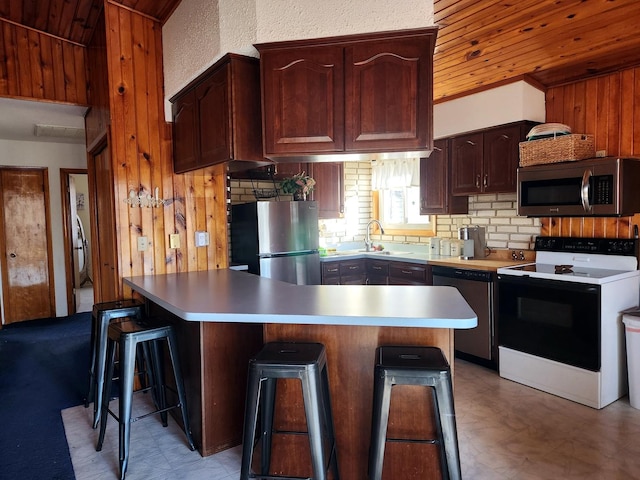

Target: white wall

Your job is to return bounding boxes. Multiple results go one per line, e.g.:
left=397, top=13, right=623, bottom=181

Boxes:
left=434, top=80, right=546, bottom=138
left=0, top=139, right=87, bottom=321
left=163, top=0, right=434, bottom=119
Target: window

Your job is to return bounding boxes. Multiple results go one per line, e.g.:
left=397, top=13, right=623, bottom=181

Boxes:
left=372, top=158, right=435, bottom=235
left=376, top=187, right=434, bottom=234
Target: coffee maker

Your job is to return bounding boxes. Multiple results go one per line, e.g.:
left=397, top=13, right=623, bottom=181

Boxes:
left=458, top=226, right=486, bottom=259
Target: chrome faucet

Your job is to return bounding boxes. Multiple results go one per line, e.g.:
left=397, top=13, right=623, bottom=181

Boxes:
left=365, top=220, right=385, bottom=252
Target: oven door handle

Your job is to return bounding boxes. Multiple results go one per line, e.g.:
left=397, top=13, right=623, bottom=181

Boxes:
left=581, top=169, right=593, bottom=212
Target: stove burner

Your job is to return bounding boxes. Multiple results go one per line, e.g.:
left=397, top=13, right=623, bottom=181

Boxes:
left=554, top=264, right=574, bottom=274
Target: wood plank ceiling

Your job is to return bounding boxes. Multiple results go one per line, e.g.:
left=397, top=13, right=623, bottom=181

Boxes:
left=2, top=0, right=640, bottom=102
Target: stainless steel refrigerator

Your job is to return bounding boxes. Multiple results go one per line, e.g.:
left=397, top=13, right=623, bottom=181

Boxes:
left=231, top=201, right=321, bottom=285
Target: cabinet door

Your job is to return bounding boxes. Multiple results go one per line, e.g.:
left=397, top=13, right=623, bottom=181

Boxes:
left=388, top=262, right=427, bottom=285
left=420, top=139, right=468, bottom=214
left=451, top=132, right=483, bottom=195
left=483, top=124, right=521, bottom=193
left=321, top=262, right=341, bottom=285
left=172, top=89, right=198, bottom=174
left=309, top=162, right=344, bottom=219
left=261, top=46, right=344, bottom=155
left=196, top=64, right=232, bottom=166
left=345, top=37, right=432, bottom=152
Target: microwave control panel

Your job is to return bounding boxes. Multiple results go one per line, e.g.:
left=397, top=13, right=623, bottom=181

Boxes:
left=591, top=175, right=613, bottom=205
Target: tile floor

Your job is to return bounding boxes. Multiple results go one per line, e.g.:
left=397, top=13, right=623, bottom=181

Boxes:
left=63, top=359, right=640, bottom=479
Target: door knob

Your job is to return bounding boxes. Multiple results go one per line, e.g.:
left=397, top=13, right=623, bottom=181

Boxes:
left=9, top=253, right=16, bottom=258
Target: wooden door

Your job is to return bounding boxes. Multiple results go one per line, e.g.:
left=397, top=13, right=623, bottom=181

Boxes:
left=89, top=144, right=119, bottom=303
left=259, top=45, right=344, bottom=155
left=0, top=168, right=55, bottom=324
left=451, top=132, right=483, bottom=195
left=345, top=36, right=432, bottom=152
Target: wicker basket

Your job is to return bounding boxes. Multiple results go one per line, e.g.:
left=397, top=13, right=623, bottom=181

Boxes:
left=519, top=134, right=595, bottom=167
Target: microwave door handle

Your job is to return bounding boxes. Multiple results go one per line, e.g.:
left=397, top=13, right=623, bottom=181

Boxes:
left=581, top=169, right=593, bottom=212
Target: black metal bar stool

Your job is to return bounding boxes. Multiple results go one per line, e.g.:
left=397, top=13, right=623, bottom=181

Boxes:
left=96, top=318, right=195, bottom=480
left=368, top=346, right=461, bottom=480
left=86, top=300, right=144, bottom=428
left=240, top=341, right=340, bottom=480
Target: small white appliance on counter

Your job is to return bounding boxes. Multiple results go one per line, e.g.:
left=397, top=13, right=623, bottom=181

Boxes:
left=497, top=236, right=640, bottom=409
left=459, top=226, right=486, bottom=259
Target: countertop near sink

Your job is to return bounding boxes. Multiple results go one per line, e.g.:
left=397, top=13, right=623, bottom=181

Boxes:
left=320, top=249, right=534, bottom=272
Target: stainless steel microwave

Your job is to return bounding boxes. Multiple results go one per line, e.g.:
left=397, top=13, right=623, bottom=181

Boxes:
left=517, top=157, right=640, bottom=216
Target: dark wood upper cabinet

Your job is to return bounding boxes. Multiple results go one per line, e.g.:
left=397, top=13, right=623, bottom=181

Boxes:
left=170, top=53, right=266, bottom=174
left=451, top=121, right=537, bottom=196
left=420, top=138, right=468, bottom=215
left=255, top=28, right=437, bottom=161
left=308, top=162, right=344, bottom=219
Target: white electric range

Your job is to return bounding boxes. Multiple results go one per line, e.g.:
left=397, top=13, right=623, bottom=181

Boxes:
left=496, top=237, right=640, bottom=409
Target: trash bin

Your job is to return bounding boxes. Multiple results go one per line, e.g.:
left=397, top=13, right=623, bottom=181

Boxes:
left=623, top=311, right=640, bottom=410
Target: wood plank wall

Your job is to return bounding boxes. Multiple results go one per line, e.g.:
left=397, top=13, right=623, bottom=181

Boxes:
left=102, top=3, right=228, bottom=293
left=0, top=19, right=87, bottom=104
left=543, top=67, right=640, bottom=238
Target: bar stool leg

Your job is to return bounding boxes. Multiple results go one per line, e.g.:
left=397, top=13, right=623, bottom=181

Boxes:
left=240, top=366, right=261, bottom=480
left=92, top=313, right=111, bottom=428
left=434, top=372, right=461, bottom=480
left=302, top=367, right=327, bottom=480
left=368, top=368, right=393, bottom=480
left=118, top=335, right=138, bottom=480
left=165, top=330, right=196, bottom=450
left=148, top=340, right=168, bottom=427
left=96, top=338, right=116, bottom=451
left=259, top=377, right=277, bottom=475
left=320, top=365, right=340, bottom=480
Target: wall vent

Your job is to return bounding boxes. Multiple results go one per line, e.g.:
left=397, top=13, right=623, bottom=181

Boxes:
left=34, top=124, right=85, bottom=139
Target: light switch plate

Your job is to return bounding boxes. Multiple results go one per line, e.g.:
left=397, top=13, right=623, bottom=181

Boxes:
left=169, top=233, right=180, bottom=249
left=137, top=236, right=148, bottom=252
left=195, top=231, right=209, bottom=247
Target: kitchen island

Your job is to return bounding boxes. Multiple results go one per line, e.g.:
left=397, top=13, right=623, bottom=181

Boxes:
left=124, top=269, right=476, bottom=480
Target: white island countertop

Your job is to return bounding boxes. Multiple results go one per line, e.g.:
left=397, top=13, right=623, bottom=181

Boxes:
left=124, top=269, right=477, bottom=329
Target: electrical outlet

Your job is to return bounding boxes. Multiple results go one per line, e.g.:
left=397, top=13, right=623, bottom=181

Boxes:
left=169, top=233, right=180, bottom=249
left=596, top=150, right=607, bottom=158
left=137, top=236, right=148, bottom=252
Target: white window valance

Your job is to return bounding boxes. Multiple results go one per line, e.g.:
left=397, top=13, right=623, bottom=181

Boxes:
left=371, top=158, right=421, bottom=190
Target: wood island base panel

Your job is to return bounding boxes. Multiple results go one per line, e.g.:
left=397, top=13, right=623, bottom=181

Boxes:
left=124, top=269, right=476, bottom=479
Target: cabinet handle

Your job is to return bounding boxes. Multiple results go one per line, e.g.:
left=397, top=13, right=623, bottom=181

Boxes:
left=484, top=174, right=488, bottom=187
left=501, top=134, right=510, bottom=140
left=466, top=140, right=476, bottom=146
left=475, top=175, right=480, bottom=188
left=349, top=266, right=359, bottom=270
left=433, top=146, right=442, bottom=152
left=328, top=267, right=338, bottom=272
left=401, top=270, right=412, bottom=275
left=373, top=266, right=382, bottom=270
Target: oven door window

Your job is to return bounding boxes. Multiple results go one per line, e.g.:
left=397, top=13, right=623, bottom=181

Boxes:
left=498, top=276, right=601, bottom=371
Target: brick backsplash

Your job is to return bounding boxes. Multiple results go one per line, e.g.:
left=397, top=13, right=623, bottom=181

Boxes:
left=438, top=194, right=541, bottom=250
left=229, top=167, right=541, bottom=250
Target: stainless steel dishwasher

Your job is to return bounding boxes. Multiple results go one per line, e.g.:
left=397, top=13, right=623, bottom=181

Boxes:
left=432, top=265, right=496, bottom=369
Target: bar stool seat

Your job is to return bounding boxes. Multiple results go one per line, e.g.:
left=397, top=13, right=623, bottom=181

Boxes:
left=86, top=300, right=144, bottom=428
left=96, top=318, right=195, bottom=480
left=240, top=341, right=340, bottom=480
left=368, top=346, right=462, bottom=480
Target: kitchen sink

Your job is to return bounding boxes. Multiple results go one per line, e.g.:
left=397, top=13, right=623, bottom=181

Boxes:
left=323, top=250, right=414, bottom=257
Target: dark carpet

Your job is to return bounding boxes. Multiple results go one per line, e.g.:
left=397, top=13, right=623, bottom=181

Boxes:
left=0, top=313, right=91, bottom=480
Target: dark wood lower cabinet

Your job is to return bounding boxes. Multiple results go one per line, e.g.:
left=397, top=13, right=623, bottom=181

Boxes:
left=323, top=259, right=432, bottom=285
